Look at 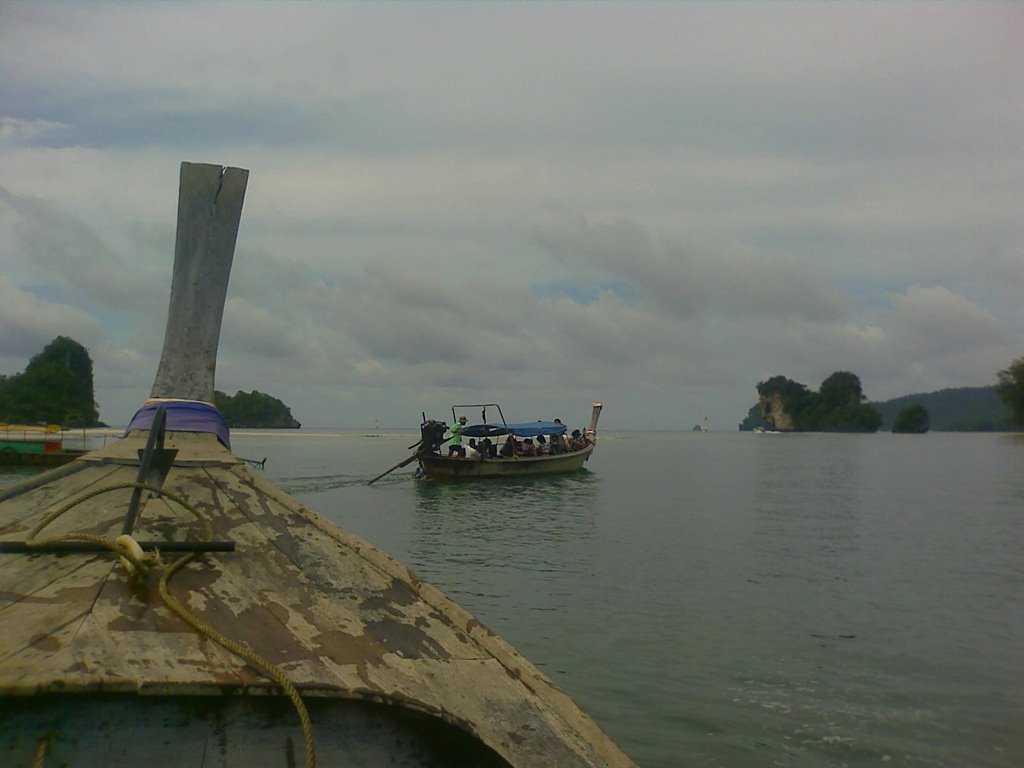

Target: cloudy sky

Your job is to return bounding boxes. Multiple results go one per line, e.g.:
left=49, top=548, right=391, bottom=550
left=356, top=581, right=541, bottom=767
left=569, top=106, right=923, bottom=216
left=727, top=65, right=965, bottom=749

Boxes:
left=1, top=2, right=1021, bottom=430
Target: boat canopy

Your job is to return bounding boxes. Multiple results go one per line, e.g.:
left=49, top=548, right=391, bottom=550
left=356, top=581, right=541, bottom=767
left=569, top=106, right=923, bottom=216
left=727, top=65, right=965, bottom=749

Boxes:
left=462, top=421, right=566, bottom=439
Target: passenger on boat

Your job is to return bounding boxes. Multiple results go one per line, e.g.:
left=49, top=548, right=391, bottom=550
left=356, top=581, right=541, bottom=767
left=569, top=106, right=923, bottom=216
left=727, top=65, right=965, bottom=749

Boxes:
left=480, top=437, right=496, bottom=458
left=465, top=438, right=482, bottom=460
left=446, top=416, right=467, bottom=456
left=500, top=435, right=516, bottom=458
left=518, top=438, right=536, bottom=457
left=536, top=435, right=551, bottom=455
left=569, top=429, right=585, bottom=451
left=547, top=432, right=561, bottom=454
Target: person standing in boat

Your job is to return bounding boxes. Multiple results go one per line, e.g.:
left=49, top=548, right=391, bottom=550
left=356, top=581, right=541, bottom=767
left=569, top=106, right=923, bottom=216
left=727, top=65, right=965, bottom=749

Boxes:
left=446, top=415, right=467, bottom=456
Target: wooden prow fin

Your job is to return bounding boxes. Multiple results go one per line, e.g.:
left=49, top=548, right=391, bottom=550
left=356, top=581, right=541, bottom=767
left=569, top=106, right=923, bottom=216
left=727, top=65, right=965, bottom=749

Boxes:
left=150, top=162, right=248, bottom=403
left=588, top=401, right=603, bottom=433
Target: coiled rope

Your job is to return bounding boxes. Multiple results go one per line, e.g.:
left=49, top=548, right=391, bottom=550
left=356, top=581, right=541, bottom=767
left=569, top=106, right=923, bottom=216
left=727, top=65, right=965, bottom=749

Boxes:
left=26, top=481, right=316, bottom=768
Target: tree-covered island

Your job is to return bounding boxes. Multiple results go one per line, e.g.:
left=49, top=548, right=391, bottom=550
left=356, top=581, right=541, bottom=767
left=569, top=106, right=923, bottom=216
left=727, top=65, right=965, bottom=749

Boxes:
left=753, top=371, right=883, bottom=433
left=891, top=404, right=930, bottom=434
left=214, top=390, right=301, bottom=429
left=0, top=337, right=101, bottom=427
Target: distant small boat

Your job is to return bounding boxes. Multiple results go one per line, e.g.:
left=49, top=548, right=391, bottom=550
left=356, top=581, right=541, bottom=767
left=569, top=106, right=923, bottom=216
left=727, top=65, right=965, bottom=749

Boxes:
left=0, top=424, right=84, bottom=467
left=415, top=403, right=602, bottom=481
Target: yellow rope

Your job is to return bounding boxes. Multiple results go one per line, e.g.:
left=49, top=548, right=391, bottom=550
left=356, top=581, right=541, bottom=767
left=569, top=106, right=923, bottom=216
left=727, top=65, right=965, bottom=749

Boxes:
left=26, top=481, right=316, bottom=768
left=33, top=735, right=49, bottom=768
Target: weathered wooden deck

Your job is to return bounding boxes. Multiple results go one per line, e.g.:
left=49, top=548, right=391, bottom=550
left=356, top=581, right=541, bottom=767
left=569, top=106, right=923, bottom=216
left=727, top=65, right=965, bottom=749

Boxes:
left=0, top=430, right=635, bottom=767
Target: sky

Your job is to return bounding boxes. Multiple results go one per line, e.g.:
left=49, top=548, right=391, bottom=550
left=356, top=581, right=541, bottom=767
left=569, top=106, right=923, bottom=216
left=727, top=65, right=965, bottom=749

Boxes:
left=1, top=2, right=1021, bottom=431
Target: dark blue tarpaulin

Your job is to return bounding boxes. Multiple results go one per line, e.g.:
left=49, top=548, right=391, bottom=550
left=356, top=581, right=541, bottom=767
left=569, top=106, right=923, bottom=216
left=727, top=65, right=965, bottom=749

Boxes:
left=462, top=421, right=566, bottom=438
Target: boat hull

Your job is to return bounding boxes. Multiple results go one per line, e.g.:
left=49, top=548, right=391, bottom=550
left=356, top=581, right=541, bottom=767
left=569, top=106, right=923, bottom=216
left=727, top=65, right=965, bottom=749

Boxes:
left=418, top=444, right=594, bottom=480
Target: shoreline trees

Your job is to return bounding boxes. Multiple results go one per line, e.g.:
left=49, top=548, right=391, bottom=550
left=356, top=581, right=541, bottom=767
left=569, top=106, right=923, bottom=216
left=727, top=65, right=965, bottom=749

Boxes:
left=995, top=357, right=1024, bottom=427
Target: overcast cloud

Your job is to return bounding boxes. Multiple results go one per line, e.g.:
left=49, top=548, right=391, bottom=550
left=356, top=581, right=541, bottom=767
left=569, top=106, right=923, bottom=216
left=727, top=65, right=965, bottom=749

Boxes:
left=1, top=2, right=1021, bottom=430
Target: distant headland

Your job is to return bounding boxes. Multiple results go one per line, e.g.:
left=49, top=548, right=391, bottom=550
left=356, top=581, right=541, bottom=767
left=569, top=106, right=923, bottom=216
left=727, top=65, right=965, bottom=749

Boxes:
left=738, top=371, right=1016, bottom=433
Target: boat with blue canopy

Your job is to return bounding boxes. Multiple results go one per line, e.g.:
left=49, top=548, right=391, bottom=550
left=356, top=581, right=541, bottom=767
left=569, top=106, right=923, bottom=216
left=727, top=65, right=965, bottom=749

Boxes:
left=413, top=402, right=602, bottom=480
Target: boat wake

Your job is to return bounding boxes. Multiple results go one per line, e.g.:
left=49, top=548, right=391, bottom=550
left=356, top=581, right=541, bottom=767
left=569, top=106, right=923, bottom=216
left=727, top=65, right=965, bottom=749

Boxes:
left=277, top=474, right=369, bottom=494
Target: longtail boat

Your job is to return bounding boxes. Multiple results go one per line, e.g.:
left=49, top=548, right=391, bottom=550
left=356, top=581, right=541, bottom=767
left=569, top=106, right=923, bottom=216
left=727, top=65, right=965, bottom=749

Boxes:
left=0, top=163, right=636, bottom=767
left=414, top=403, right=602, bottom=481
left=0, top=424, right=85, bottom=468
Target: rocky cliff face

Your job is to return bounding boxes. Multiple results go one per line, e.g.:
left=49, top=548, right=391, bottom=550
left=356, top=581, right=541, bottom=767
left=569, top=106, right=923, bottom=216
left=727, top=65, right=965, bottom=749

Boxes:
left=759, top=393, right=794, bottom=431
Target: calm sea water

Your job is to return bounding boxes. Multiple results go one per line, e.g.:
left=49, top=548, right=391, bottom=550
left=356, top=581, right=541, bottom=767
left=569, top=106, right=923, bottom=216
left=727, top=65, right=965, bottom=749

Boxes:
left=4, top=429, right=1021, bottom=766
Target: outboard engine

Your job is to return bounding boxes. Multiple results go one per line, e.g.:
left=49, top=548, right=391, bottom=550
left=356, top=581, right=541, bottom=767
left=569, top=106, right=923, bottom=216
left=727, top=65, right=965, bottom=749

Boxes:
left=419, top=420, right=448, bottom=455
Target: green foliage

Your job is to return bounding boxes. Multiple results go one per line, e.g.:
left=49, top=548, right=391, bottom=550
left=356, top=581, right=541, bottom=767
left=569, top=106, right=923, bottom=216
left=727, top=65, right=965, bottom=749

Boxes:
left=756, top=375, right=816, bottom=419
left=819, top=371, right=865, bottom=408
left=214, top=390, right=301, bottom=429
left=0, top=336, right=100, bottom=427
left=995, top=357, right=1024, bottom=427
left=754, top=371, right=882, bottom=433
left=892, top=404, right=930, bottom=434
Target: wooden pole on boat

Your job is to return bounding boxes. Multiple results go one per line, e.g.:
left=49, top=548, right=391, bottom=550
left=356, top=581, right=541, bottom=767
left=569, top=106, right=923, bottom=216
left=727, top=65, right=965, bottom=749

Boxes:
left=367, top=452, right=419, bottom=485
left=588, top=401, right=603, bottom=432
left=150, top=163, right=248, bottom=403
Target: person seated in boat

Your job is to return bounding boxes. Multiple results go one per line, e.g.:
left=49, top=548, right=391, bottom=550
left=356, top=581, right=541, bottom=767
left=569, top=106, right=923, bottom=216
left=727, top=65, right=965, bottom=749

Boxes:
left=480, top=437, right=495, bottom=458
left=465, top=438, right=482, bottom=461
left=536, top=435, right=551, bottom=455
left=518, top=438, right=536, bottom=457
left=555, top=430, right=571, bottom=454
left=569, top=429, right=585, bottom=451
left=548, top=431, right=563, bottom=454
left=499, top=435, right=516, bottom=457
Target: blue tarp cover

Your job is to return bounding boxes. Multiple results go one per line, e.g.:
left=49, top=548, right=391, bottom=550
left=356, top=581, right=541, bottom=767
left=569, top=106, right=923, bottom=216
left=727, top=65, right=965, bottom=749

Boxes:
left=126, top=400, right=232, bottom=449
left=462, top=421, right=566, bottom=438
